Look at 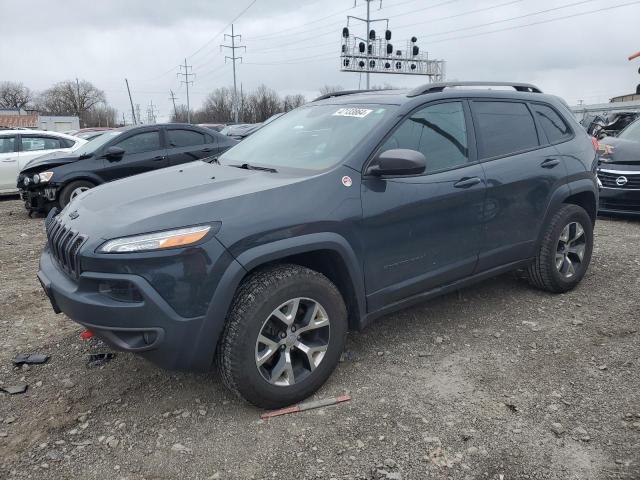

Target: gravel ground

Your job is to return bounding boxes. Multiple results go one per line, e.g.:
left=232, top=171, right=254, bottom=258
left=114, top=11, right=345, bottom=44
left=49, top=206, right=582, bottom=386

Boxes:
left=0, top=196, right=639, bottom=480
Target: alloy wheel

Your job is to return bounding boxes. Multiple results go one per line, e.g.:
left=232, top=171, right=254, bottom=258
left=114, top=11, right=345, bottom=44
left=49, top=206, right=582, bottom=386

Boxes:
left=555, top=221, right=586, bottom=279
left=255, top=297, right=330, bottom=386
left=70, top=186, right=90, bottom=200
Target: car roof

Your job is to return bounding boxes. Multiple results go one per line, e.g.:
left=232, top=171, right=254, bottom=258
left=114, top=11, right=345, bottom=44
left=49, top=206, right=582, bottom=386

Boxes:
left=0, top=129, right=86, bottom=141
left=310, top=82, right=561, bottom=108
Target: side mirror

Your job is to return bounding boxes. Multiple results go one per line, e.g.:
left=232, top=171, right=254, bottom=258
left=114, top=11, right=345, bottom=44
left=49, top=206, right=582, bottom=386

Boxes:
left=104, top=146, right=125, bottom=161
left=367, top=149, right=426, bottom=177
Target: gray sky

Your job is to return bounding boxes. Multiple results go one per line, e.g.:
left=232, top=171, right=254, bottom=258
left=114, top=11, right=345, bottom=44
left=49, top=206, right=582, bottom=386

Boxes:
left=2, top=0, right=639, bottom=122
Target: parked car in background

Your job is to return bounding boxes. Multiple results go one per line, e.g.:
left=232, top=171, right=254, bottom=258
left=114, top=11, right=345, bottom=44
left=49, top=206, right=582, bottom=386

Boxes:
left=18, top=123, right=237, bottom=212
left=0, top=130, right=86, bottom=194
left=220, top=113, right=286, bottom=141
left=220, top=123, right=260, bottom=140
left=197, top=123, right=225, bottom=132
left=37, top=82, right=598, bottom=408
left=75, top=128, right=115, bottom=141
left=597, top=118, right=640, bottom=216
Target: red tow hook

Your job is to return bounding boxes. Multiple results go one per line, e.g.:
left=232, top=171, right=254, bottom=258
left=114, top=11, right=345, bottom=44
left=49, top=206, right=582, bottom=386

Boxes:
left=80, top=330, right=94, bottom=340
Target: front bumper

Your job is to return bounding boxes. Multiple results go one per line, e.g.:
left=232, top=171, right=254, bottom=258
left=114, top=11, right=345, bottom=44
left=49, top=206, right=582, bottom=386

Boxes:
left=38, top=247, right=210, bottom=370
left=598, top=186, right=640, bottom=216
left=20, top=186, right=58, bottom=212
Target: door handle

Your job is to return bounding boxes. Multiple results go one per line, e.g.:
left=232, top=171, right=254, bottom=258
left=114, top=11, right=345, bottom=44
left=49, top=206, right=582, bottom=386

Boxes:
left=201, top=148, right=214, bottom=153
left=152, top=155, right=166, bottom=161
left=2, top=158, right=16, bottom=162
left=541, top=158, right=560, bottom=168
left=454, top=176, right=482, bottom=188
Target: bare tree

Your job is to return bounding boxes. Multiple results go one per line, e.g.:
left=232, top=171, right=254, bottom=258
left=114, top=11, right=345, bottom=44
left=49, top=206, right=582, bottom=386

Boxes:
left=0, top=81, right=33, bottom=111
left=318, top=85, right=343, bottom=96
left=282, top=94, right=306, bottom=112
left=196, top=87, right=235, bottom=123
left=37, top=80, right=106, bottom=127
left=247, top=85, right=281, bottom=123
left=82, top=105, right=118, bottom=127
left=171, top=105, right=193, bottom=123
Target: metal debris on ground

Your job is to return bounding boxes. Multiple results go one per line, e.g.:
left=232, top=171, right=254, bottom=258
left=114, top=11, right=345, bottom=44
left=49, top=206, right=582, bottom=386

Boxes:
left=12, top=353, right=50, bottom=366
left=87, top=353, right=116, bottom=367
left=260, top=395, right=351, bottom=420
left=1, top=384, right=28, bottom=395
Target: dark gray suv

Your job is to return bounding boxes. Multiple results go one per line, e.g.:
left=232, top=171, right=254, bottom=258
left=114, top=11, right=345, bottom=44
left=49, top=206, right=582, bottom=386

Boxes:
left=38, top=82, right=599, bottom=408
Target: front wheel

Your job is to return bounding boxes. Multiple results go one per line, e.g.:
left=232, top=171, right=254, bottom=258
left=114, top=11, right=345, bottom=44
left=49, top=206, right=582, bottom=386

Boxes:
left=58, top=180, right=95, bottom=209
left=217, top=264, right=348, bottom=409
left=527, top=204, right=594, bottom=293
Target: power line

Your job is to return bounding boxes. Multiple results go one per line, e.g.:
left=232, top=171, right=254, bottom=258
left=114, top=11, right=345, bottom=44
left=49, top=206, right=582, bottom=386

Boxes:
left=422, top=0, right=600, bottom=38
left=188, top=0, right=258, bottom=60
left=428, top=0, right=640, bottom=44
left=177, top=59, right=195, bottom=123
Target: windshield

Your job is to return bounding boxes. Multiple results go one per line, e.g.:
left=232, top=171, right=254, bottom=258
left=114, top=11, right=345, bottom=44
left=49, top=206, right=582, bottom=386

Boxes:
left=74, top=130, right=122, bottom=156
left=619, top=119, right=640, bottom=142
left=219, top=104, right=397, bottom=171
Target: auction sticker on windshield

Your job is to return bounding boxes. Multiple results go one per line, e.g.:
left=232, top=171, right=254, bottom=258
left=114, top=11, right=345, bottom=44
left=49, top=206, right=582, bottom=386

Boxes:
left=333, top=108, right=373, bottom=118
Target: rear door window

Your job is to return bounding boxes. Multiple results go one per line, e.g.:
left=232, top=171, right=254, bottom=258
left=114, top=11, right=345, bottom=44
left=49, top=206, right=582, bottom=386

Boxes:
left=530, top=103, right=572, bottom=144
left=472, top=101, right=539, bottom=159
left=21, top=136, right=64, bottom=152
left=167, top=129, right=206, bottom=148
left=0, top=136, right=16, bottom=153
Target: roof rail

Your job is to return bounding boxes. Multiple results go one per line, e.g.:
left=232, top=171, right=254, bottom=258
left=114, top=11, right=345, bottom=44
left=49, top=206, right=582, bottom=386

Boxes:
left=312, top=89, right=377, bottom=102
left=407, top=81, right=543, bottom=97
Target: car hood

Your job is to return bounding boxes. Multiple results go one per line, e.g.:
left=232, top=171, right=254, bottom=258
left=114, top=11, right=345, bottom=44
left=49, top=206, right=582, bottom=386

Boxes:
left=22, top=151, right=80, bottom=172
left=599, top=136, right=640, bottom=164
left=60, top=160, right=305, bottom=240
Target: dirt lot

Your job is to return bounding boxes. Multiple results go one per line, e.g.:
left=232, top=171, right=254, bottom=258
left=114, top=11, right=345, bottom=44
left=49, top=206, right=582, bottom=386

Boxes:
left=0, top=196, right=638, bottom=480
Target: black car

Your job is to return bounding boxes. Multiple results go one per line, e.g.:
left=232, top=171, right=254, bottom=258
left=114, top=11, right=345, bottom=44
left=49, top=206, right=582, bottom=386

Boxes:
left=37, top=82, right=598, bottom=408
left=597, top=118, right=640, bottom=216
left=18, top=123, right=237, bottom=213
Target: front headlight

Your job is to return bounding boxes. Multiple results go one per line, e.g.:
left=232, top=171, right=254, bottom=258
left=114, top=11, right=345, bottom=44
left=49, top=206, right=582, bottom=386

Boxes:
left=98, top=225, right=213, bottom=253
left=39, top=171, right=54, bottom=183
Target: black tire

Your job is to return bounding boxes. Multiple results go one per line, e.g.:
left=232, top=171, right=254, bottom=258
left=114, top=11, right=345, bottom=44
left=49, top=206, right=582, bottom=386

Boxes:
left=217, top=264, right=348, bottom=409
left=527, top=204, right=593, bottom=293
left=59, top=180, right=95, bottom=208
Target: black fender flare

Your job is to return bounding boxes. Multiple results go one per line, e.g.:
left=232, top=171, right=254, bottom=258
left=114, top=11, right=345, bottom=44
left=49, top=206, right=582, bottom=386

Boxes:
left=188, top=233, right=366, bottom=370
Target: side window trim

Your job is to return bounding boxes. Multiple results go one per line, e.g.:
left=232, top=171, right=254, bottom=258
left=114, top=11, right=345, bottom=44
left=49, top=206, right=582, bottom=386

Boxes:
left=364, top=98, right=477, bottom=178
left=528, top=101, right=575, bottom=147
left=469, top=99, right=544, bottom=163
left=0, top=135, right=18, bottom=153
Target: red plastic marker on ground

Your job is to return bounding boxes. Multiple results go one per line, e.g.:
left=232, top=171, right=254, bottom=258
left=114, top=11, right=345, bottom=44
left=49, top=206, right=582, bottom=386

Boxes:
left=80, top=330, right=94, bottom=340
left=260, top=395, right=351, bottom=420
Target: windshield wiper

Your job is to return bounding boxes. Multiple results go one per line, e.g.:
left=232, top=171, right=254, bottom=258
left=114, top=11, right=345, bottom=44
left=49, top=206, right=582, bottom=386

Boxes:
left=230, top=163, right=277, bottom=173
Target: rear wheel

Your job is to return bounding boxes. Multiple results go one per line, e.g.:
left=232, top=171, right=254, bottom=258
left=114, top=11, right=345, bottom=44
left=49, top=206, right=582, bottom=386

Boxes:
left=59, top=180, right=95, bottom=208
left=527, top=204, right=593, bottom=293
left=217, top=264, right=347, bottom=409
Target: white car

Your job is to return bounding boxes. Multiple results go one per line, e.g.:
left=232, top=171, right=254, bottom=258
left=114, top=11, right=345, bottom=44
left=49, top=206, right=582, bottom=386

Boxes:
left=0, top=130, right=86, bottom=194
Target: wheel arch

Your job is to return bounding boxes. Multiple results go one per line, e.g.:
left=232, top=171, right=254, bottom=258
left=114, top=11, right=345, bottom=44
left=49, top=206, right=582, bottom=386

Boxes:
left=234, top=233, right=366, bottom=331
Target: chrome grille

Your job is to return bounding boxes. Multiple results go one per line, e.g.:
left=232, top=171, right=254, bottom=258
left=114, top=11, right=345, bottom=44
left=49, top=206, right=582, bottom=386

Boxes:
left=598, top=169, right=640, bottom=189
left=46, top=213, right=86, bottom=278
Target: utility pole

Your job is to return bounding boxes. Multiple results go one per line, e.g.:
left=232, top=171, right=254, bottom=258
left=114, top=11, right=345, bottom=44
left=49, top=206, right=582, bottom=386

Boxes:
left=177, top=59, right=195, bottom=123
left=221, top=24, right=246, bottom=123
left=75, top=77, right=82, bottom=126
left=135, top=104, right=142, bottom=125
left=365, top=1, right=371, bottom=89
left=147, top=100, right=158, bottom=124
left=125, top=78, right=137, bottom=125
left=169, top=90, right=179, bottom=120
left=121, top=112, right=126, bottom=127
